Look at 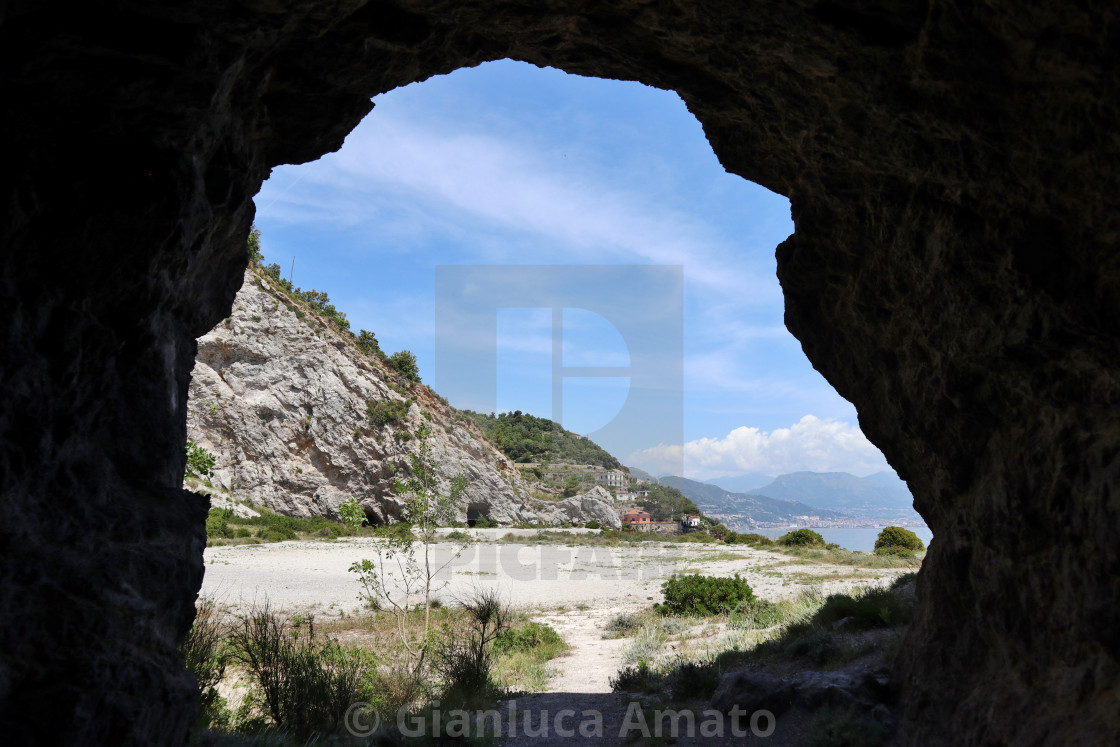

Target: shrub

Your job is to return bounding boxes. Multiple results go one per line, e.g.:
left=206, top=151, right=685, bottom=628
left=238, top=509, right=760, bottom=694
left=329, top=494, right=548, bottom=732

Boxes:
left=205, top=508, right=233, bottom=539
left=295, top=288, right=349, bottom=331
left=778, top=528, right=826, bottom=548
left=367, top=397, right=411, bottom=427
left=812, top=584, right=914, bottom=629
left=436, top=587, right=511, bottom=707
left=339, top=496, right=368, bottom=529
left=604, top=612, right=643, bottom=636
left=228, top=605, right=373, bottom=737
left=610, top=662, right=664, bottom=693
left=357, top=329, right=381, bottom=356
left=247, top=225, right=263, bottom=263
left=782, top=625, right=840, bottom=665
left=259, top=528, right=296, bottom=542
left=729, top=532, right=775, bottom=546
left=182, top=599, right=229, bottom=729
left=656, top=573, right=754, bottom=616
left=874, top=526, right=925, bottom=554
left=585, top=520, right=601, bottom=529
left=389, top=350, right=421, bottom=383
left=493, top=621, right=564, bottom=655
left=667, top=658, right=722, bottom=700
left=373, top=521, right=414, bottom=541
left=186, top=440, right=216, bottom=477
left=730, top=598, right=787, bottom=629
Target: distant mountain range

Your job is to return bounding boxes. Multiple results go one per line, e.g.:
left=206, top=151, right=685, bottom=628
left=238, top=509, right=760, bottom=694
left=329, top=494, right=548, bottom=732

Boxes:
left=659, top=475, right=848, bottom=526
left=745, top=471, right=916, bottom=519
left=659, top=470, right=923, bottom=526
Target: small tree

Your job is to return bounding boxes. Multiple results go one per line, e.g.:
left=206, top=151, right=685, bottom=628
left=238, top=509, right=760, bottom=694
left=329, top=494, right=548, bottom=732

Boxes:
left=339, top=496, right=367, bottom=530
left=350, top=422, right=466, bottom=667
left=874, top=526, right=925, bottom=555
left=247, top=225, right=263, bottom=263
left=389, top=350, right=421, bottom=383
left=777, top=528, right=826, bottom=548
left=186, top=440, right=216, bottom=477
left=357, top=329, right=381, bottom=356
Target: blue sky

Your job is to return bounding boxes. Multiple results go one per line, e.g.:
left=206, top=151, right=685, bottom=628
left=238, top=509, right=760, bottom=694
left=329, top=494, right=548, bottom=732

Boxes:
left=252, top=59, right=892, bottom=480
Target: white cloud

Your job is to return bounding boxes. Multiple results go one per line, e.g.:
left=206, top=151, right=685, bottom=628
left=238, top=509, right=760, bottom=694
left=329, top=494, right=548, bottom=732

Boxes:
left=627, top=415, right=890, bottom=478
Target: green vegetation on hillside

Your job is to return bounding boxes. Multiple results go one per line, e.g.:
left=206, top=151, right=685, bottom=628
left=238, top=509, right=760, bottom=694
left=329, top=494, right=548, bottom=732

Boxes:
left=460, top=409, right=623, bottom=469
left=638, top=483, right=700, bottom=521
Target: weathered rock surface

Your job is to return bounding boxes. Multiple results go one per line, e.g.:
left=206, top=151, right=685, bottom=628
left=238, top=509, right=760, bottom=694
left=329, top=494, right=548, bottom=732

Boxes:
left=712, top=665, right=894, bottom=722
left=2, top=1, right=1119, bottom=744
left=187, top=269, right=617, bottom=528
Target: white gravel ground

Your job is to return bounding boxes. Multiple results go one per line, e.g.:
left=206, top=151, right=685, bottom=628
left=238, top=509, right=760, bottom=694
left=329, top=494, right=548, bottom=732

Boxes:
left=202, top=536, right=908, bottom=697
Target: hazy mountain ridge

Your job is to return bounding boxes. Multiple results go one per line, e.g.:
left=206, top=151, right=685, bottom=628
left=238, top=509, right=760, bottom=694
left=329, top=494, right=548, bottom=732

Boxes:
left=659, top=475, right=848, bottom=526
left=746, top=471, right=920, bottom=521
left=661, top=470, right=923, bottom=526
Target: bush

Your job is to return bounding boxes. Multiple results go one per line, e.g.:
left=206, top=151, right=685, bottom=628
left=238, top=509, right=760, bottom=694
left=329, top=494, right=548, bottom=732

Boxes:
left=205, top=508, right=233, bottom=539
left=778, top=528, right=826, bottom=548
left=728, top=532, right=775, bottom=546
left=782, top=625, right=840, bottom=665
left=186, top=440, right=216, bottom=477
left=730, top=598, right=787, bottom=629
left=585, top=520, right=601, bottom=529
left=259, top=528, right=296, bottom=542
left=357, top=329, right=381, bottom=356
left=228, top=605, right=373, bottom=737
left=436, top=588, right=511, bottom=707
left=339, top=496, right=368, bottom=529
left=874, top=526, right=925, bottom=554
left=812, top=584, right=914, bottom=629
left=667, top=658, right=722, bottom=700
left=182, top=599, right=229, bottom=729
left=656, top=573, right=754, bottom=616
left=493, top=621, right=564, bottom=655
left=389, top=350, right=421, bottom=383
left=367, top=397, right=411, bottom=427
left=604, top=612, right=643, bottom=636
left=373, top=521, right=414, bottom=541
left=247, top=225, right=263, bottom=263
left=610, top=662, right=663, bottom=693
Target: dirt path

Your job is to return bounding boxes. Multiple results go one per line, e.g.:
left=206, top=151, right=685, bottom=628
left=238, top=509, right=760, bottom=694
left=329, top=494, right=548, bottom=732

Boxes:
left=531, top=605, right=642, bottom=693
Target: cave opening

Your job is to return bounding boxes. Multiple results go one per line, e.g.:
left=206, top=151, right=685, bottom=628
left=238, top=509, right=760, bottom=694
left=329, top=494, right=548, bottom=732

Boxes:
left=4, top=4, right=1117, bottom=743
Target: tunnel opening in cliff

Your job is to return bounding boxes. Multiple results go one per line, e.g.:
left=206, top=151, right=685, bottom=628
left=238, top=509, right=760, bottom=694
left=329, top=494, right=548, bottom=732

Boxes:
left=3, top=2, right=1119, bottom=745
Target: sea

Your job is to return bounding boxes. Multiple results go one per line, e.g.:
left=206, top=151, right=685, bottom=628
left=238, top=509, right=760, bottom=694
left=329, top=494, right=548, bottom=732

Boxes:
left=752, top=525, right=933, bottom=553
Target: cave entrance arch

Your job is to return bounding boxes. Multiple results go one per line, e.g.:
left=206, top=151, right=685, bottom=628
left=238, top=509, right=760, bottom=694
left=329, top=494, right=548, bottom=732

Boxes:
left=3, top=4, right=1118, bottom=745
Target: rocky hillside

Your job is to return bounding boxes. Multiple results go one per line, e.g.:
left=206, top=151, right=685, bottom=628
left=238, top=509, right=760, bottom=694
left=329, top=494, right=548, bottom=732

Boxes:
left=186, top=267, right=619, bottom=528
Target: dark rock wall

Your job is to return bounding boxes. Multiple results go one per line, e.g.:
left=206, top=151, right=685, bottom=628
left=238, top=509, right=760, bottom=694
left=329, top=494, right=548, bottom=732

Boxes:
left=1, top=1, right=1116, bottom=743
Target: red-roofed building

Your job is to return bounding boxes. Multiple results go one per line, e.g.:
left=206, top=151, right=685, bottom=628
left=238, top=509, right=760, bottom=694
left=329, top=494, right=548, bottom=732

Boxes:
left=622, top=509, right=651, bottom=526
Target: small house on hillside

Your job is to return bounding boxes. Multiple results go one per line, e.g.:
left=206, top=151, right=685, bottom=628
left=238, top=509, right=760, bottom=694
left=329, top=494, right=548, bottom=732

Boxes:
left=597, top=470, right=629, bottom=489
left=680, top=514, right=702, bottom=533
left=622, top=509, right=651, bottom=526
